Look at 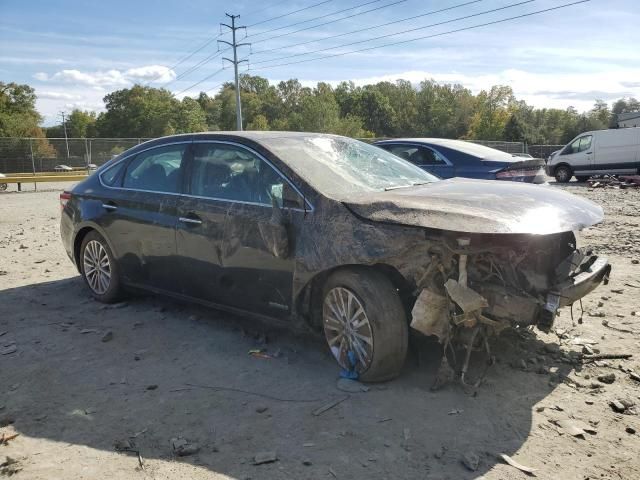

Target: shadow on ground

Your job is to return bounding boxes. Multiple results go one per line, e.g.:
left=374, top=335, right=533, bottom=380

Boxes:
left=0, top=276, right=577, bottom=479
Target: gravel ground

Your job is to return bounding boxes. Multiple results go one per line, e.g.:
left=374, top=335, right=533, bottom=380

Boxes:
left=1, top=181, right=639, bottom=480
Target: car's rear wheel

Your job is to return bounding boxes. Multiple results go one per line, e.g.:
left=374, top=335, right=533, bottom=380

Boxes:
left=80, top=231, right=122, bottom=303
left=322, top=269, right=408, bottom=382
left=554, top=165, right=572, bottom=183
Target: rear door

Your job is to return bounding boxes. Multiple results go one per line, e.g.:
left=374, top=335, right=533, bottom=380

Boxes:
left=177, top=141, right=306, bottom=319
left=98, top=142, right=190, bottom=291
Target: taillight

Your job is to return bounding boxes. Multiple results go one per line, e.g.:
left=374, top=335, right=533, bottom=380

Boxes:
left=60, top=191, right=72, bottom=211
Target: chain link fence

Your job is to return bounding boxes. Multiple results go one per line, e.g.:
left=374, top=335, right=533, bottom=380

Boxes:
left=0, top=137, right=565, bottom=174
left=0, top=138, right=151, bottom=174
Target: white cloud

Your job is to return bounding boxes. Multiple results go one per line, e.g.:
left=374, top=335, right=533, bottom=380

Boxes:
left=125, top=65, right=176, bottom=83
left=42, top=65, right=176, bottom=88
left=37, top=91, right=83, bottom=100
left=33, top=72, right=49, bottom=81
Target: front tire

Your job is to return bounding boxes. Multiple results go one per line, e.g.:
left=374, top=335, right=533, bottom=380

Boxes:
left=554, top=165, right=572, bottom=183
left=80, top=231, right=122, bottom=303
left=322, top=269, right=408, bottom=382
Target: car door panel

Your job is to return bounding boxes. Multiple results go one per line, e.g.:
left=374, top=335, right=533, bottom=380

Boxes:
left=176, top=141, right=299, bottom=319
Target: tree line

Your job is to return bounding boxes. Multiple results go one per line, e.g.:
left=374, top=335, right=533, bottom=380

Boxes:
left=1, top=77, right=639, bottom=145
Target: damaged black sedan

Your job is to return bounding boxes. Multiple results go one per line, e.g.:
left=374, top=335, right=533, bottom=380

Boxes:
left=60, top=132, right=611, bottom=382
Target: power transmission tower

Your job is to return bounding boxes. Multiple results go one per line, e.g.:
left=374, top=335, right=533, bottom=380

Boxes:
left=219, top=14, right=250, bottom=130
left=59, top=111, right=70, bottom=159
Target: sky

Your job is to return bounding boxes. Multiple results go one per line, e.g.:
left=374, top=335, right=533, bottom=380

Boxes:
left=1, top=0, right=639, bottom=126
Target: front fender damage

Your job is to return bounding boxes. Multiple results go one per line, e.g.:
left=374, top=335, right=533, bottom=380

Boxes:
left=409, top=232, right=610, bottom=390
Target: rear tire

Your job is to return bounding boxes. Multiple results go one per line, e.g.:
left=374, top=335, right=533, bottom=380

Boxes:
left=554, top=165, right=572, bottom=183
left=80, top=231, right=122, bottom=303
left=322, top=268, right=408, bottom=382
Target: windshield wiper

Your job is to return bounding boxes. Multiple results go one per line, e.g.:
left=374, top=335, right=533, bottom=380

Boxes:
left=384, top=181, right=432, bottom=191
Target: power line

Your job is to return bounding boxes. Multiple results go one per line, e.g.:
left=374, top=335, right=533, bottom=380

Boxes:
left=243, top=0, right=290, bottom=20
left=247, top=0, right=335, bottom=28
left=250, top=0, right=534, bottom=66
left=246, top=0, right=386, bottom=39
left=145, top=31, right=225, bottom=85
left=250, top=0, right=590, bottom=70
left=175, top=67, right=226, bottom=96
left=162, top=47, right=230, bottom=87
left=252, top=0, right=482, bottom=54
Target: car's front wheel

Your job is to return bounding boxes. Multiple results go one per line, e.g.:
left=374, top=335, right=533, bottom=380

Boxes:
left=554, top=165, right=572, bottom=183
left=322, top=269, right=408, bottom=382
left=80, top=231, right=122, bottom=303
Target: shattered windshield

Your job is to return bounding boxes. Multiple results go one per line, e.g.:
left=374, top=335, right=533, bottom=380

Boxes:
left=259, top=134, right=439, bottom=199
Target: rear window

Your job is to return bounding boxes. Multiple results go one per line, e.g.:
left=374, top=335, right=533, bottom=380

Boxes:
left=100, top=161, right=125, bottom=187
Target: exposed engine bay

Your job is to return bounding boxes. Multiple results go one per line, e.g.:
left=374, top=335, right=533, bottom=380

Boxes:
left=409, top=231, right=611, bottom=390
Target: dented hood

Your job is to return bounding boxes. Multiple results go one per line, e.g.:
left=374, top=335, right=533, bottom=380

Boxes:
left=343, top=178, right=604, bottom=234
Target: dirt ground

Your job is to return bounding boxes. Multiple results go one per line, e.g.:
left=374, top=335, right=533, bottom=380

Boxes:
left=1, top=180, right=639, bottom=480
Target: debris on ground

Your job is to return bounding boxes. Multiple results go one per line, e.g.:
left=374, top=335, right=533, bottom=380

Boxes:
left=101, top=331, right=113, bottom=342
left=255, top=406, right=268, bottom=414
left=171, top=437, right=200, bottom=457
left=597, top=373, right=616, bottom=384
left=0, top=345, right=17, bottom=355
left=499, top=453, right=537, bottom=475
left=626, top=426, right=636, bottom=434
left=552, top=418, right=597, bottom=438
left=0, top=432, right=19, bottom=445
left=587, top=174, right=640, bottom=189
left=461, top=451, right=480, bottom=471
left=253, top=451, right=278, bottom=465
left=336, top=378, right=369, bottom=393
left=0, top=456, right=21, bottom=476
left=312, top=396, right=349, bottom=416
left=610, top=399, right=627, bottom=413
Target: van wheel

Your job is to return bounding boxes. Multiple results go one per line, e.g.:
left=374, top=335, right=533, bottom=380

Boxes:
left=322, top=269, right=408, bottom=382
left=80, top=231, right=122, bottom=303
left=554, top=166, right=572, bottom=183
left=576, top=176, right=590, bottom=182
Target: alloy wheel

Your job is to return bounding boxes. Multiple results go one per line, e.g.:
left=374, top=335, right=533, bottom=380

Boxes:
left=323, top=286, right=374, bottom=373
left=83, top=240, right=111, bottom=295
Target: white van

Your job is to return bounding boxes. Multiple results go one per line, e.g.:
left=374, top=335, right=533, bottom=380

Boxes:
left=547, top=127, right=640, bottom=182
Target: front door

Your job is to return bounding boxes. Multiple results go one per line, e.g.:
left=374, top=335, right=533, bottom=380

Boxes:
left=558, top=134, right=593, bottom=175
left=177, top=142, right=304, bottom=319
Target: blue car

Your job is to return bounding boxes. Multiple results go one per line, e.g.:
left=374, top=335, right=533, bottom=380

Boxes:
left=375, top=138, right=546, bottom=183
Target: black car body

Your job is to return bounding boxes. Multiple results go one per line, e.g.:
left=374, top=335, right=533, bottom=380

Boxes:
left=375, top=138, right=546, bottom=183
left=61, top=132, right=610, bottom=382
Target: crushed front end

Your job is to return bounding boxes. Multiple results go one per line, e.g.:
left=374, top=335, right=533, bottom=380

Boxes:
left=409, top=230, right=611, bottom=388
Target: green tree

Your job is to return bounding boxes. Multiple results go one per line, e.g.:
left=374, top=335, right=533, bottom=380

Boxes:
left=95, top=85, right=207, bottom=137
left=66, top=109, right=97, bottom=137
left=0, top=82, right=44, bottom=137
left=247, top=114, right=269, bottom=130
left=467, top=85, right=514, bottom=139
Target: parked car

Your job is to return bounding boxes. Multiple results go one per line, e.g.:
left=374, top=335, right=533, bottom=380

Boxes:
left=60, top=132, right=610, bottom=381
left=547, top=127, right=640, bottom=182
left=54, top=164, right=73, bottom=172
left=374, top=138, right=546, bottom=183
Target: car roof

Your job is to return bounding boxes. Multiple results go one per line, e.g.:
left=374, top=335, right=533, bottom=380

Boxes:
left=376, top=138, right=517, bottom=160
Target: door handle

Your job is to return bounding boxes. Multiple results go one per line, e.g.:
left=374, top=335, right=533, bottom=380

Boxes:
left=179, top=216, right=202, bottom=225
left=585, top=151, right=592, bottom=154
left=102, top=203, right=117, bottom=211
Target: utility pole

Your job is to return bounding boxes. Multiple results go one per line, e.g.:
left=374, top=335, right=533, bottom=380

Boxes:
left=219, top=14, right=250, bottom=131
left=59, top=111, right=70, bottom=159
